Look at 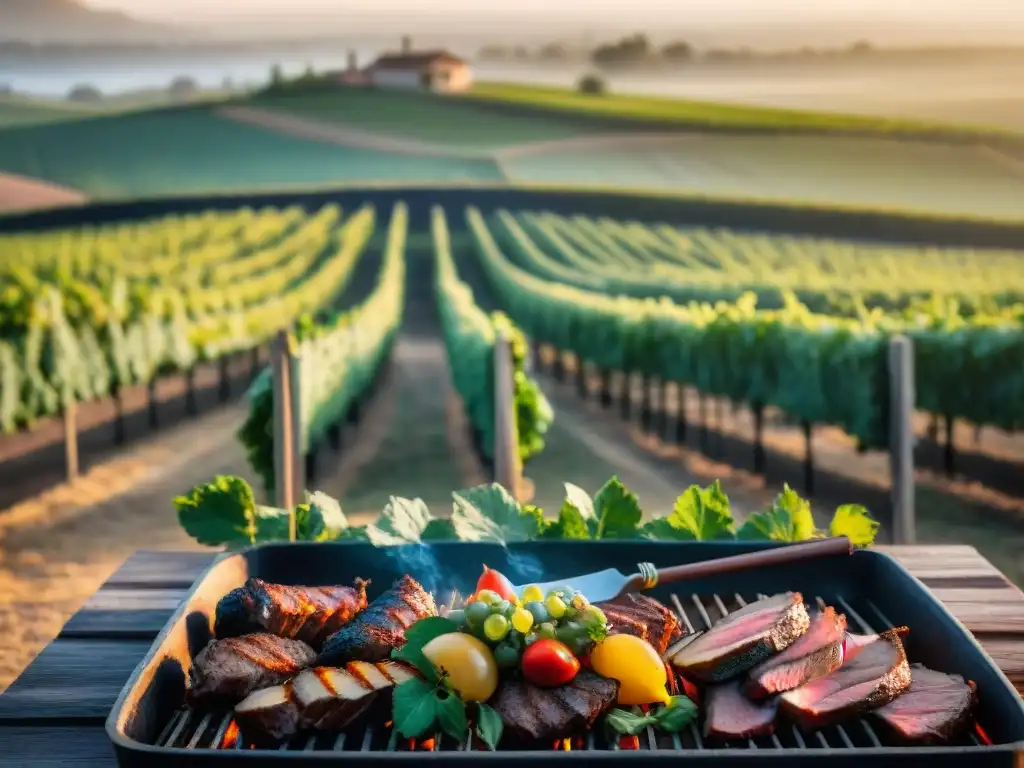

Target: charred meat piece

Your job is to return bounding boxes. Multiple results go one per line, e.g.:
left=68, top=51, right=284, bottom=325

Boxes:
left=233, top=661, right=417, bottom=744
left=318, top=575, right=437, bottom=665
left=215, top=578, right=369, bottom=647
left=491, top=670, right=619, bottom=743
left=189, top=633, right=316, bottom=706
left=872, top=665, right=977, bottom=744
left=780, top=628, right=911, bottom=730
left=703, top=680, right=779, bottom=741
left=670, top=593, right=810, bottom=683
left=595, top=593, right=683, bottom=655
left=745, top=607, right=847, bottom=699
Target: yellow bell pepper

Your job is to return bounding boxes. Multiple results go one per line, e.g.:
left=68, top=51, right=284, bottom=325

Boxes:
left=589, top=634, right=671, bottom=706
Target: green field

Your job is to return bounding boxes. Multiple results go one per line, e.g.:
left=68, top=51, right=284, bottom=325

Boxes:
left=0, top=95, right=100, bottom=128
left=0, top=107, right=502, bottom=198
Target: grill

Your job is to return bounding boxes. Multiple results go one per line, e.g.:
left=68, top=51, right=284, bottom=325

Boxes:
left=107, top=541, right=1024, bottom=767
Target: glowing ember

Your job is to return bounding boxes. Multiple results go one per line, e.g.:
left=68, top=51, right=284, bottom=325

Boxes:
left=220, top=720, right=240, bottom=750
left=974, top=722, right=993, bottom=745
left=619, top=734, right=641, bottom=750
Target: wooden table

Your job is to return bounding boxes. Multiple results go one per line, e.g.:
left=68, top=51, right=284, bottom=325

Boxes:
left=1, top=546, right=1022, bottom=765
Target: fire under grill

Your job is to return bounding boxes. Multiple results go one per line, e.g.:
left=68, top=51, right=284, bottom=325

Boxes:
left=154, top=590, right=991, bottom=755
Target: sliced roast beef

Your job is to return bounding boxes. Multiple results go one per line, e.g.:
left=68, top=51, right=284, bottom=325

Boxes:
left=216, top=578, right=369, bottom=647
left=595, top=593, right=683, bottom=655
left=189, top=633, right=317, bottom=706
left=745, top=607, right=847, bottom=699
left=319, top=575, right=437, bottom=665
left=872, top=665, right=977, bottom=743
left=780, top=628, right=911, bottom=730
left=703, top=680, right=779, bottom=741
left=669, top=593, right=810, bottom=683
left=491, top=670, right=619, bottom=743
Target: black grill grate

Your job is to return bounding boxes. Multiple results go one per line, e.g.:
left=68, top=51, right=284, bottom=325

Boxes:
left=154, top=590, right=985, bottom=753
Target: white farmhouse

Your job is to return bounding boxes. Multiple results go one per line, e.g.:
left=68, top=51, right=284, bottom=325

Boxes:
left=364, top=44, right=473, bottom=93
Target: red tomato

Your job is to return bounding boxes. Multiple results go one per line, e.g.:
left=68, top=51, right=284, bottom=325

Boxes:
left=468, top=564, right=517, bottom=603
left=521, top=639, right=580, bottom=688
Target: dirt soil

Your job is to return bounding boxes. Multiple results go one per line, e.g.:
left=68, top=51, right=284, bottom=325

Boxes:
left=0, top=172, right=86, bottom=213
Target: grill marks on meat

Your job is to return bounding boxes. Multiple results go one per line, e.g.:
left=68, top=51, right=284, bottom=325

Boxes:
left=318, top=575, right=437, bottom=665
left=491, top=670, right=619, bottom=743
left=189, top=633, right=317, bottom=706
left=703, top=680, right=779, bottom=741
left=872, top=665, right=977, bottom=743
left=215, top=578, right=369, bottom=647
left=745, top=607, right=847, bottom=700
left=233, top=661, right=417, bottom=744
left=780, top=628, right=911, bottom=730
left=595, top=593, right=683, bottom=655
left=670, top=593, right=810, bottom=683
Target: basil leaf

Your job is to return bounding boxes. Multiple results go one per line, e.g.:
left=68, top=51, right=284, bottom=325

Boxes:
left=605, top=707, right=657, bottom=736
left=436, top=691, right=469, bottom=742
left=475, top=703, right=504, bottom=751
left=391, top=617, right=459, bottom=680
left=654, top=696, right=699, bottom=732
left=392, top=678, right=439, bottom=739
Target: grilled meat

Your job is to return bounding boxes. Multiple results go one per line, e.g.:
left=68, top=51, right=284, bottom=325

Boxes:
left=491, top=670, right=619, bottom=743
left=318, top=575, right=437, bottom=665
left=780, top=628, right=911, bottom=730
left=703, top=680, right=779, bottom=741
left=670, top=593, right=810, bottom=683
left=189, top=633, right=317, bottom=706
left=595, top=593, right=683, bottom=655
left=745, top=607, right=847, bottom=700
left=215, top=578, right=369, bottom=647
left=233, top=661, right=417, bottom=744
left=872, top=665, right=977, bottom=743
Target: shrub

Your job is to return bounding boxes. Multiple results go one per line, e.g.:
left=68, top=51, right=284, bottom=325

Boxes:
left=577, top=74, right=607, bottom=95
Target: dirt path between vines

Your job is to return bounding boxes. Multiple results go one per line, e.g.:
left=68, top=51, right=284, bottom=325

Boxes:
left=0, top=172, right=86, bottom=213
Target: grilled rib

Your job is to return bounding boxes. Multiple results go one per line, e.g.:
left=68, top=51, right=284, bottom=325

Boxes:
left=215, top=578, right=369, bottom=647
left=189, top=633, right=317, bottom=706
left=595, top=593, right=684, bottom=655
left=491, top=670, right=619, bottom=743
left=233, top=661, right=418, bottom=744
left=318, top=575, right=437, bottom=666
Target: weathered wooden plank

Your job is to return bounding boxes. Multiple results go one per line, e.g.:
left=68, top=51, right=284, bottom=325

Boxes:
left=0, top=639, right=153, bottom=722
left=59, top=587, right=189, bottom=638
left=101, top=550, right=214, bottom=590
left=0, top=725, right=115, bottom=766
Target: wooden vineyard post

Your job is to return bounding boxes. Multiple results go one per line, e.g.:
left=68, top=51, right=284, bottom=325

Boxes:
left=619, top=372, right=632, bottom=420
left=185, top=366, right=198, bottom=416
left=889, top=335, right=916, bottom=545
left=291, top=342, right=305, bottom=510
left=493, top=332, right=523, bottom=500
left=111, top=382, right=126, bottom=444
left=752, top=403, right=766, bottom=474
left=575, top=357, right=588, bottom=400
left=218, top=355, right=231, bottom=402
left=640, top=376, right=654, bottom=433
left=943, top=414, right=955, bottom=478
left=250, top=346, right=261, bottom=381
left=697, top=391, right=709, bottom=453
left=676, top=384, right=688, bottom=444
left=271, top=331, right=299, bottom=518
left=659, top=380, right=671, bottom=439
left=598, top=368, right=613, bottom=409
left=62, top=388, right=79, bottom=483
left=802, top=420, right=815, bottom=495
left=147, top=378, right=159, bottom=430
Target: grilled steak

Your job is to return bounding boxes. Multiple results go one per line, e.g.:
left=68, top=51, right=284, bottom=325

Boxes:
left=703, top=680, right=779, bottom=741
left=780, top=628, right=911, bottom=730
left=491, top=670, right=619, bottom=743
left=318, top=575, right=437, bottom=665
left=872, top=665, right=977, bottom=743
left=189, top=633, right=317, bottom=706
left=669, top=593, right=810, bottom=683
left=215, top=578, right=369, bottom=647
left=595, top=593, right=683, bottom=655
left=233, top=661, right=417, bottom=744
left=745, top=607, right=847, bottom=699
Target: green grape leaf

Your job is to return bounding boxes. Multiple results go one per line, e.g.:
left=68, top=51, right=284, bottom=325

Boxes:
left=593, top=476, right=643, bottom=539
left=543, top=499, right=592, bottom=540
left=301, top=490, right=349, bottom=541
left=366, top=496, right=435, bottom=546
left=645, top=482, right=735, bottom=541
left=829, top=504, right=879, bottom=547
left=564, top=482, right=596, bottom=520
left=450, top=483, right=540, bottom=543
left=174, top=476, right=258, bottom=547
left=737, top=485, right=818, bottom=542
left=421, top=518, right=458, bottom=541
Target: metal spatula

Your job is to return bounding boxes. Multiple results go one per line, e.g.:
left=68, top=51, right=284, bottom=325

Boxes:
left=513, top=536, right=853, bottom=603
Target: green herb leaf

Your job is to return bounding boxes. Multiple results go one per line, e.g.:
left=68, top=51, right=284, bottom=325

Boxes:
left=564, top=483, right=596, bottom=520
left=605, top=707, right=657, bottom=736
left=392, top=678, right=439, bottom=739
left=737, top=485, right=818, bottom=542
left=450, top=483, right=540, bottom=543
left=436, top=691, right=469, bottom=742
left=475, top=703, right=504, bottom=750
left=646, top=482, right=735, bottom=541
left=543, top=499, right=592, bottom=540
left=421, top=518, right=458, bottom=540
left=251, top=504, right=293, bottom=542
left=829, top=504, right=879, bottom=547
left=366, top=496, right=435, bottom=546
left=174, top=476, right=259, bottom=547
left=391, top=617, right=460, bottom=680
left=303, top=491, right=349, bottom=540
left=593, top=477, right=643, bottom=539
left=653, top=696, right=699, bottom=732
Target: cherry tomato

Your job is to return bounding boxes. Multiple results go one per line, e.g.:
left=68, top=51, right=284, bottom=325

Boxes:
left=468, top=565, right=517, bottom=604
left=521, top=638, right=580, bottom=688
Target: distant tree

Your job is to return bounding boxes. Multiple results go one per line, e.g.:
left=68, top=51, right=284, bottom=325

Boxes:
left=303, top=64, right=316, bottom=79
left=401, top=35, right=413, bottom=54
left=850, top=40, right=874, bottom=55
left=591, top=33, right=651, bottom=67
left=67, top=84, right=102, bottom=103
left=478, top=44, right=507, bottom=60
left=0, top=83, right=11, bottom=96
left=222, top=76, right=234, bottom=92
left=661, top=40, right=694, bottom=62
left=577, top=73, right=607, bottom=95
left=168, top=75, right=199, bottom=101
left=269, top=63, right=284, bottom=88
left=512, top=46, right=530, bottom=60
left=539, top=42, right=568, bottom=61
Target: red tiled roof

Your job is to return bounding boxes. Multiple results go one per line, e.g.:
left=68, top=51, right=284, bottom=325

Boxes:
left=368, top=50, right=467, bottom=71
